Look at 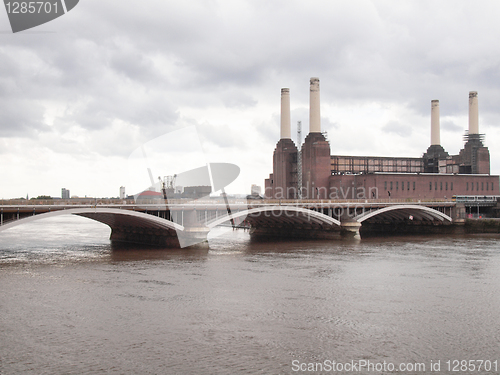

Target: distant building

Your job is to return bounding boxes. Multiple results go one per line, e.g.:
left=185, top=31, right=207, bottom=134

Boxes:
left=135, top=190, right=163, bottom=202
left=265, top=79, right=499, bottom=199
left=247, top=184, right=263, bottom=199
left=251, top=184, right=261, bottom=196
left=119, top=186, right=126, bottom=199
left=61, top=188, right=70, bottom=199
left=183, top=186, right=211, bottom=199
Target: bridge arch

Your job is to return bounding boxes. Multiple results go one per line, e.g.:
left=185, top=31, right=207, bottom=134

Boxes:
left=0, top=207, right=184, bottom=233
left=207, top=205, right=341, bottom=229
left=354, top=205, right=452, bottom=223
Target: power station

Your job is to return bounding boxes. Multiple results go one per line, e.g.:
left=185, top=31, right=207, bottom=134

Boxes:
left=265, top=78, right=499, bottom=199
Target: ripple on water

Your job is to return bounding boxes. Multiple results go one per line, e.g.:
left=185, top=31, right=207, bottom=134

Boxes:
left=1, top=220, right=500, bottom=374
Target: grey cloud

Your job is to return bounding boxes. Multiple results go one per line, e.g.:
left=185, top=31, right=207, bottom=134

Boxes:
left=0, top=99, right=48, bottom=137
left=65, top=93, right=180, bottom=144
left=321, top=117, right=340, bottom=132
left=256, top=115, right=280, bottom=144
left=197, top=122, right=249, bottom=150
left=441, top=120, right=462, bottom=132
left=382, top=120, right=412, bottom=137
left=3, top=0, right=500, bottom=197
left=221, top=90, right=258, bottom=109
left=9, top=0, right=499, bottom=122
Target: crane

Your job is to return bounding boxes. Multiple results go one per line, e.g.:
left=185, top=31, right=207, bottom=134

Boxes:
left=159, top=175, right=177, bottom=200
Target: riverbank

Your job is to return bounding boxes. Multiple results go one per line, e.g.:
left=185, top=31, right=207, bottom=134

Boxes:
left=464, top=218, right=500, bottom=233
left=359, top=218, right=500, bottom=237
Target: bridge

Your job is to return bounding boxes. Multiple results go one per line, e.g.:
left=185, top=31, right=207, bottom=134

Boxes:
left=0, top=198, right=467, bottom=247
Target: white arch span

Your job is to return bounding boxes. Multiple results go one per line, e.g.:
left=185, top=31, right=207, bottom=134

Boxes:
left=354, top=205, right=452, bottom=223
left=0, top=207, right=184, bottom=233
left=207, top=205, right=341, bottom=229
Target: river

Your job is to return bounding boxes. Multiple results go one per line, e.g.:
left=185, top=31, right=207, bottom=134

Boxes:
left=1, top=215, right=499, bottom=374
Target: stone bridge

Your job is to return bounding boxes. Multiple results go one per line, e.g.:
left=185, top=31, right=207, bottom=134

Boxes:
left=0, top=200, right=458, bottom=247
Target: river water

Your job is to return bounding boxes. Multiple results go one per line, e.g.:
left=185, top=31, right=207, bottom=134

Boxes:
left=1, top=216, right=500, bottom=374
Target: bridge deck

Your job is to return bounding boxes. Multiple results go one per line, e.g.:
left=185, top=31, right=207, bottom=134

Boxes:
left=0, top=198, right=456, bottom=210
left=0, top=198, right=477, bottom=246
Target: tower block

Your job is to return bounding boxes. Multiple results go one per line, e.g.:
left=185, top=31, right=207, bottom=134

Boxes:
left=301, top=78, right=331, bottom=199
left=273, top=139, right=298, bottom=198
left=457, top=91, right=490, bottom=174
left=272, top=88, right=298, bottom=199
left=423, top=100, right=449, bottom=173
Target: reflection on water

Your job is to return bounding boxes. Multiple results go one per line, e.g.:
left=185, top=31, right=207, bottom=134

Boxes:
left=1, top=216, right=500, bottom=374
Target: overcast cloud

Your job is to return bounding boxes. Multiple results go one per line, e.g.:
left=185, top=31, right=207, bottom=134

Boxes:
left=1, top=0, right=500, bottom=198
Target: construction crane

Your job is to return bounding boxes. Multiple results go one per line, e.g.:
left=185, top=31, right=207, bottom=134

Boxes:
left=159, top=175, right=176, bottom=200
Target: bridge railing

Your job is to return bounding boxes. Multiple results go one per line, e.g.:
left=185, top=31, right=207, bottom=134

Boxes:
left=0, top=198, right=134, bottom=206
left=0, top=197, right=457, bottom=207
left=252, top=198, right=455, bottom=205
left=0, top=198, right=248, bottom=206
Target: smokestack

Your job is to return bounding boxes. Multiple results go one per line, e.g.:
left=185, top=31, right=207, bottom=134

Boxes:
left=309, top=77, right=321, bottom=133
left=431, top=100, right=440, bottom=145
left=469, top=91, right=479, bottom=134
left=280, top=88, right=291, bottom=139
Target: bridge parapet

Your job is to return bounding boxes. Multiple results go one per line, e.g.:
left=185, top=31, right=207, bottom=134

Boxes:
left=1, top=200, right=460, bottom=247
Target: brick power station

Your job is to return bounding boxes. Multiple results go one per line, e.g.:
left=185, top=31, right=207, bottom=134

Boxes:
left=265, top=78, right=499, bottom=200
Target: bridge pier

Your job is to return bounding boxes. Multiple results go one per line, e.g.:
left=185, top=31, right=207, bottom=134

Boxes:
left=340, top=221, right=361, bottom=239
left=249, top=226, right=342, bottom=240
left=110, top=227, right=181, bottom=247
left=451, top=203, right=466, bottom=224
left=109, top=226, right=210, bottom=248
left=177, top=226, right=211, bottom=248
left=174, top=209, right=211, bottom=247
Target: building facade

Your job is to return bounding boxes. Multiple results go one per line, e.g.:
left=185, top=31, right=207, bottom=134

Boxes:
left=61, top=188, right=70, bottom=199
left=265, top=79, right=499, bottom=199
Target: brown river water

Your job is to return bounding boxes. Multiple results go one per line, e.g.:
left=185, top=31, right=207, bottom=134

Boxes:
left=1, top=215, right=500, bottom=374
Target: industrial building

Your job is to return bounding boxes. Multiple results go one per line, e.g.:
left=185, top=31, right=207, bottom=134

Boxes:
left=265, top=78, right=499, bottom=200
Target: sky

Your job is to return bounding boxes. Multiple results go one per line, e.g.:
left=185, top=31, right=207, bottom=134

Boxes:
left=1, top=0, right=500, bottom=199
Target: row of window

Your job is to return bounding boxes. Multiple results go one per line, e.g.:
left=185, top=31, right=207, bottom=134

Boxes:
left=429, top=182, right=453, bottom=191
left=383, top=180, right=495, bottom=192
left=384, top=181, right=416, bottom=191
left=466, top=182, right=494, bottom=191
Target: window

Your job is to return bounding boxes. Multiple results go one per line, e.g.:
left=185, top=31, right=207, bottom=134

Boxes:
left=407, top=182, right=410, bottom=190
left=471, top=182, right=474, bottom=191
left=390, top=182, right=393, bottom=190
left=440, top=182, right=443, bottom=190
left=429, top=182, right=432, bottom=190
left=435, top=182, right=438, bottom=190
left=413, top=182, right=415, bottom=190
left=466, top=182, right=469, bottom=191
left=446, top=182, right=448, bottom=191
left=384, top=181, right=387, bottom=190
left=396, top=181, right=399, bottom=191
left=451, top=182, right=453, bottom=191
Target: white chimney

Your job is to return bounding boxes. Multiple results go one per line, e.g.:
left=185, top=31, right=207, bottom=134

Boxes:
left=280, top=88, right=291, bottom=139
left=468, top=91, right=479, bottom=134
left=309, top=77, right=321, bottom=133
left=431, top=100, right=440, bottom=145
